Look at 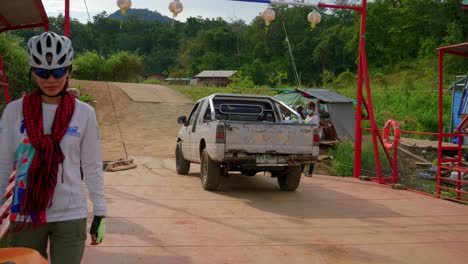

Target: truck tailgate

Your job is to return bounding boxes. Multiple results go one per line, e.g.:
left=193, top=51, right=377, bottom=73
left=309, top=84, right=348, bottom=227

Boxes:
left=224, top=122, right=317, bottom=155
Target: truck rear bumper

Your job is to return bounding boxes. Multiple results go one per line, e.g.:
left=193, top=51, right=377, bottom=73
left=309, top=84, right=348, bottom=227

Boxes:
left=222, top=154, right=317, bottom=164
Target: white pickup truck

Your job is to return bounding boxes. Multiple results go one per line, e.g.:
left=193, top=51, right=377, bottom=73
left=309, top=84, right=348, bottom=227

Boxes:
left=176, top=94, right=320, bottom=191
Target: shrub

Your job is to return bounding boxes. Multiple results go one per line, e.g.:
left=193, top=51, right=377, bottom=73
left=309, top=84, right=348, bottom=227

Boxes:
left=73, top=51, right=105, bottom=80
left=0, top=33, right=33, bottom=112
left=102, top=51, right=144, bottom=82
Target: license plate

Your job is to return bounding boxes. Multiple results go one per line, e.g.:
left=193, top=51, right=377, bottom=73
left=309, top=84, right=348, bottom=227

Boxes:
left=312, top=146, right=319, bottom=156
left=256, top=154, right=277, bottom=164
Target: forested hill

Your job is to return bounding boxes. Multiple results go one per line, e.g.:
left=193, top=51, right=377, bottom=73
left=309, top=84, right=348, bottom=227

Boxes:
left=108, top=8, right=172, bottom=23
left=8, top=0, right=468, bottom=88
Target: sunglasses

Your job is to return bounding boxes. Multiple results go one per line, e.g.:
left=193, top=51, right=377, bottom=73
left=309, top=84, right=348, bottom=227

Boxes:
left=33, top=67, right=69, bottom=80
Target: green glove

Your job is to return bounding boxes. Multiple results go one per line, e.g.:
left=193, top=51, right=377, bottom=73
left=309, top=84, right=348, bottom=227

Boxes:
left=90, top=215, right=106, bottom=245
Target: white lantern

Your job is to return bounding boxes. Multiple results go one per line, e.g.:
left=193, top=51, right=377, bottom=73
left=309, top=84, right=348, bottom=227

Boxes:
left=307, top=10, right=321, bottom=30
left=169, top=0, right=184, bottom=18
left=117, top=0, right=132, bottom=15
left=262, top=8, right=276, bottom=27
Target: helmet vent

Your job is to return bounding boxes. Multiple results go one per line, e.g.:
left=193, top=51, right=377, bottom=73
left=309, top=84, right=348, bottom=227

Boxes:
left=56, top=41, right=62, bottom=55
left=36, top=42, right=42, bottom=55
left=33, top=55, right=42, bottom=66
left=46, top=35, right=52, bottom=48
left=57, top=55, right=67, bottom=66
left=46, top=52, right=52, bottom=65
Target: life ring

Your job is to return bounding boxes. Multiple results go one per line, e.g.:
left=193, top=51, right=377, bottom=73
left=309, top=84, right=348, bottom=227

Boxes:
left=383, top=119, right=400, bottom=150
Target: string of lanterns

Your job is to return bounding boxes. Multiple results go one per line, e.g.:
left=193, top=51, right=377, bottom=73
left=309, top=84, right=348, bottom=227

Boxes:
left=116, top=1, right=320, bottom=31
left=262, top=7, right=321, bottom=32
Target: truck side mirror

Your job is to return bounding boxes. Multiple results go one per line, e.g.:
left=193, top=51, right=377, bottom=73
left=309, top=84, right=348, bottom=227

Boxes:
left=178, top=116, right=187, bottom=126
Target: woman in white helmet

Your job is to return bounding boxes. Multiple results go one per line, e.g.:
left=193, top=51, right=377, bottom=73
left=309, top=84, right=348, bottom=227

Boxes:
left=0, top=31, right=106, bottom=263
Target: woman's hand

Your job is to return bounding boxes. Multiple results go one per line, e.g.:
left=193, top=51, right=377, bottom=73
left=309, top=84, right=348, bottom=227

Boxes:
left=90, top=215, right=106, bottom=245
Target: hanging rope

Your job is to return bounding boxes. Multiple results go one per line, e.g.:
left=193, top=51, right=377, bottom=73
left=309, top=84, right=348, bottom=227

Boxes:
left=83, top=0, right=92, bottom=23
left=282, top=21, right=301, bottom=87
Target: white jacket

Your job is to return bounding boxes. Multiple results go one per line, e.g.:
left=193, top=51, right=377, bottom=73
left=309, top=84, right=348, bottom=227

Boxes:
left=0, top=98, right=106, bottom=222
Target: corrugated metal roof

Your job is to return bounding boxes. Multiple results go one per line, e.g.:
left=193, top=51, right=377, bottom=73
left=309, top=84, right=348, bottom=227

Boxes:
left=297, top=88, right=353, bottom=103
left=194, top=70, right=238, bottom=78
left=165, top=77, right=191, bottom=81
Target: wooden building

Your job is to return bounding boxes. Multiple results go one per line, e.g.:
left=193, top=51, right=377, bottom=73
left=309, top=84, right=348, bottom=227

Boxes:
left=194, top=70, right=238, bottom=86
left=143, top=72, right=168, bottom=81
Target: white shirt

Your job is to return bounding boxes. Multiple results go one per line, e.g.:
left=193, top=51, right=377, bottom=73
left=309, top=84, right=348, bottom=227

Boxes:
left=305, top=114, right=320, bottom=127
left=0, top=98, right=107, bottom=222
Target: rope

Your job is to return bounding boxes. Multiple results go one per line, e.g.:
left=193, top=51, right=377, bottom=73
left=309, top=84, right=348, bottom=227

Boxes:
left=106, top=82, right=129, bottom=159
left=83, top=0, right=92, bottom=23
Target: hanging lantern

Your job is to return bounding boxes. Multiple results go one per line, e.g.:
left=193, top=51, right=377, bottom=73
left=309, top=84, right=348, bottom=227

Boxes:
left=262, top=8, right=275, bottom=33
left=169, top=0, right=184, bottom=18
left=117, top=0, right=132, bottom=15
left=307, top=10, right=321, bottom=30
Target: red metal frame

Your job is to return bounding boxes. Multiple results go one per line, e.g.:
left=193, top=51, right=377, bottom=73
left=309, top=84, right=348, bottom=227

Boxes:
left=0, top=55, right=11, bottom=103
left=437, top=42, right=468, bottom=200
left=319, top=1, right=394, bottom=184
left=65, top=0, right=70, bottom=37
left=0, top=0, right=50, bottom=103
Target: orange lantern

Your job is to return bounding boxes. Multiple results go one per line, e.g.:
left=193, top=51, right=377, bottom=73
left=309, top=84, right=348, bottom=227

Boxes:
left=169, top=0, right=184, bottom=18
left=262, top=8, right=275, bottom=33
left=117, top=0, right=132, bottom=15
left=307, top=10, right=321, bottom=30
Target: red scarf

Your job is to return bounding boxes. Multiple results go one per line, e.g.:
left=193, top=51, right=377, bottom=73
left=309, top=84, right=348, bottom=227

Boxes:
left=21, top=89, right=75, bottom=224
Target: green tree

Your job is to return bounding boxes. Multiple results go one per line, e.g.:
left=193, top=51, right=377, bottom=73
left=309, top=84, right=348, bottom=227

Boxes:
left=73, top=51, right=106, bottom=80
left=0, top=33, right=33, bottom=110
left=102, top=51, right=144, bottom=82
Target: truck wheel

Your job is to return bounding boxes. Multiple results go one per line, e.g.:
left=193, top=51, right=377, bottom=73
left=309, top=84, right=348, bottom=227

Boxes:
left=175, top=143, right=190, bottom=175
left=277, top=165, right=301, bottom=191
left=201, top=149, right=221, bottom=191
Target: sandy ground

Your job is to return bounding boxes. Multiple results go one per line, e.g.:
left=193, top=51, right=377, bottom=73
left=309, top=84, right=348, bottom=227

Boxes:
left=70, top=80, right=194, bottom=160
left=69, top=80, right=468, bottom=264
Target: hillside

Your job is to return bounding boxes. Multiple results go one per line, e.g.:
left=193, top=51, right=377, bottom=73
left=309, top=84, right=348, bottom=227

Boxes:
left=108, top=8, right=172, bottom=23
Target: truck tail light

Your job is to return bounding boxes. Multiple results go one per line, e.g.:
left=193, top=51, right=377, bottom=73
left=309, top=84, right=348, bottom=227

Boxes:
left=313, top=131, right=320, bottom=143
left=216, top=124, right=225, bottom=143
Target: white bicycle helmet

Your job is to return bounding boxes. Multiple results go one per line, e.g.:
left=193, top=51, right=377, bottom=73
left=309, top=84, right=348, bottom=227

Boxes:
left=27, top=31, right=74, bottom=69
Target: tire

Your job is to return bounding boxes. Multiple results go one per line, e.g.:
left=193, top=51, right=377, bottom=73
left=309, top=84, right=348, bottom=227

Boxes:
left=175, top=143, right=190, bottom=175
left=277, top=165, right=302, bottom=191
left=241, top=170, right=256, bottom=177
left=200, top=149, right=221, bottom=191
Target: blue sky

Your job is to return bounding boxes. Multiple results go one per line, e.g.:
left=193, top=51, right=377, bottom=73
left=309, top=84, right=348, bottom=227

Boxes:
left=42, top=0, right=335, bottom=24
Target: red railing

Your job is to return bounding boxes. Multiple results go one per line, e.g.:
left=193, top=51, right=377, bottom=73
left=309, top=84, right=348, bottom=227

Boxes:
left=0, top=171, right=15, bottom=239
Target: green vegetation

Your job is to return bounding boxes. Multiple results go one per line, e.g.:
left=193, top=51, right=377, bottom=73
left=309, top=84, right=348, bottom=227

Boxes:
left=74, top=51, right=144, bottom=82
left=0, top=33, right=34, bottom=112
left=328, top=139, right=393, bottom=177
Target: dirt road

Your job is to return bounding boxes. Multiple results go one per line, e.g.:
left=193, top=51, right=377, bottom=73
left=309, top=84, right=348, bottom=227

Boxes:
left=71, top=80, right=468, bottom=264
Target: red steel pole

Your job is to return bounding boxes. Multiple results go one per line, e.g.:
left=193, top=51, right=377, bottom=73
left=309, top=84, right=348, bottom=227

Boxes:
left=353, top=1, right=366, bottom=178
left=0, top=55, right=11, bottom=103
left=64, top=0, right=70, bottom=37
left=437, top=50, right=443, bottom=198
left=361, top=46, right=383, bottom=182
left=393, top=149, right=398, bottom=184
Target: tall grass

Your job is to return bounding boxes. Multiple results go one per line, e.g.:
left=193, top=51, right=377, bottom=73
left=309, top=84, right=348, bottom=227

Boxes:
left=328, top=139, right=393, bottom=177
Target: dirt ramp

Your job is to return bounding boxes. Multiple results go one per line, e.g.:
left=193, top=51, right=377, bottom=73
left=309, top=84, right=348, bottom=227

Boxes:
left=70, top=80, right=194, bottom=160
left=110, top=82, right=193, bottom=104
